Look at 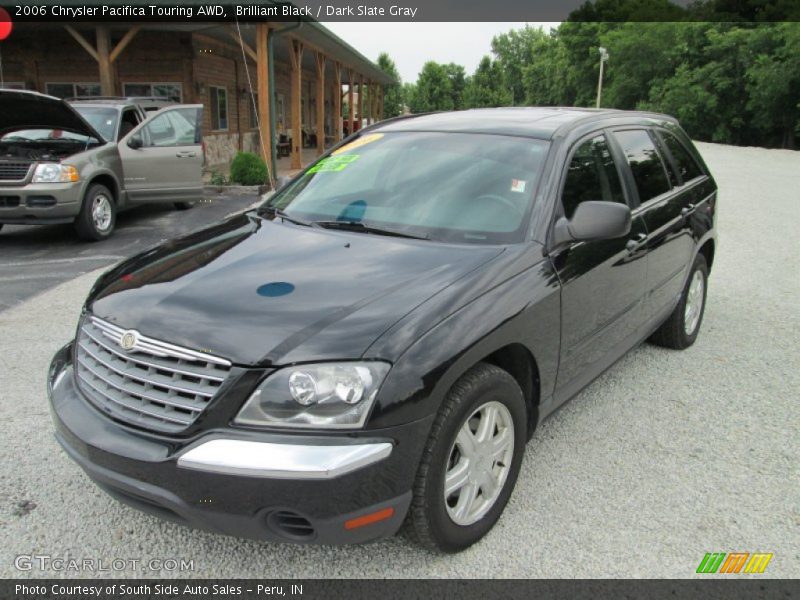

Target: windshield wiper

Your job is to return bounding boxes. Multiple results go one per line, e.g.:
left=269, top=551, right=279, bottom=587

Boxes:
left=261, top=206, right=312, bottom=227
left=314, top=220, right=429, bottom=240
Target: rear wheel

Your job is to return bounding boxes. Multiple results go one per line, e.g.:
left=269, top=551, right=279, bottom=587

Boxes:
left=74, top=184, right=115, bottom=241
left=174, top=201, right=195, bottom=210
left=649, top=254, right=708, bottom=349
left=407, top=363, right=527, bottom=553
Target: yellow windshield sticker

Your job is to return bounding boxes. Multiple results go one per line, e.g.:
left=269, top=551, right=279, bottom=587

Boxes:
left=307, top=154, right=360, bottom=173
left=332, top=133, right=384, bottom=155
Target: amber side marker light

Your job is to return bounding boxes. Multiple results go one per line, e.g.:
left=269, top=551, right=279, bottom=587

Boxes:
left=344, top=507, right=394, bottom=530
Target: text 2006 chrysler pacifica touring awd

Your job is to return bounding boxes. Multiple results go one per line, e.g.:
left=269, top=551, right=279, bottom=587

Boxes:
left=48, top=108, right=716, bottom=552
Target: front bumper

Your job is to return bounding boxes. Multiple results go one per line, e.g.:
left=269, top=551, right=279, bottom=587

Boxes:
left=48, top=344, right=431, bottom=545
left=0, top=182, right=81, bottom=224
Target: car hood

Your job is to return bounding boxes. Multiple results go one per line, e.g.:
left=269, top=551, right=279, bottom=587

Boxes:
left=0, top=89, right=104, bottom=139
left=88, top=213, right=504, bottom=366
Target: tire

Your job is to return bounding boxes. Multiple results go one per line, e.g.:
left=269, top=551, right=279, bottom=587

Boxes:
left=74, top=184, right=116, bottom=241
left=649, top=253, right=708, bottom=349
left=407, top=362, right=527, bottom=553
left=0, top=224, right=3, bottom=233
left=174, top=201, right=195, bottom=210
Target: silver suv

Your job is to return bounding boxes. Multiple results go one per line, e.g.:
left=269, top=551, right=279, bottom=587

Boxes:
left=0, top=90, right=204, bottom=240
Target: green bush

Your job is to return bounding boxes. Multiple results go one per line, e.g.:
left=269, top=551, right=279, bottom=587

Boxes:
left=229, top=152, right=268, bottom=186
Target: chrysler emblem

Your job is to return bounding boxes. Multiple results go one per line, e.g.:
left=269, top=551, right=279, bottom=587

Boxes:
left=119, top=330, right=138, bottom=351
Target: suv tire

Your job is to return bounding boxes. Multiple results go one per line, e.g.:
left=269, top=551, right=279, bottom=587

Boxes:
left=650, top=253, right=708, bottom=349
left=74, top=184, right=116, bottom=241
left=407, top=362, right=527, bottom=553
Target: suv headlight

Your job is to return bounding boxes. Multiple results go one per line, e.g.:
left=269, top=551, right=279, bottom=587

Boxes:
left=234, top=362, right=391, bottom=430
left=32, top=163, right=79, bottom=183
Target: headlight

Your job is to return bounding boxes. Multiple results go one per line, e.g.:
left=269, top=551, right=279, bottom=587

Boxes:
left=32, top=163, right=79, bottom=183
left=234, top=362, right=391, bottom=430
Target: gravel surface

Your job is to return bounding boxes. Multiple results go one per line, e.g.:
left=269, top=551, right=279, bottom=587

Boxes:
left=0, top=143, right=798, bottom=579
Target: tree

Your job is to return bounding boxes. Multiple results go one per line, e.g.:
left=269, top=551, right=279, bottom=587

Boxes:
left=376, top=52, right=403, bottom=118
left=745, top=23, right=800, bottom=148
left=410, top=62, right=454, bottom=113
left=443, top=63, right=467, bottom=110
left=463, top=56, right=512, bottom=108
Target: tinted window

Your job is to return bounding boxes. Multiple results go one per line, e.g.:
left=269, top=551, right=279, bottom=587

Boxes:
left=562, top=135, right=626, bottom=219
left=614, top=129, right=670, bottom=203
left=118, top=109, right=140, bottom=140
left=266, top=132, right=550, bottom=244
left=660, top=131, right=703, bottom=182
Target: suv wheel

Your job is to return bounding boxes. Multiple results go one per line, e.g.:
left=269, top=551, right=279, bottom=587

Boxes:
left=74, top=184, right=116, bottom=241
left=174, top=201, right=195, bottom=210
left=650, top=253, right=708, bottom=349
left=407, top=362, right=527, bottom=553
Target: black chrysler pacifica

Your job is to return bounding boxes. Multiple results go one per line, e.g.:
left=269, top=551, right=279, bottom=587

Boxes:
left=48, top=108, right=716, bottom=552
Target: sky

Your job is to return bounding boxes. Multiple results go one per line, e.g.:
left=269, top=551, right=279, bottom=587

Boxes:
left=325, top=22, right=557, bottom=84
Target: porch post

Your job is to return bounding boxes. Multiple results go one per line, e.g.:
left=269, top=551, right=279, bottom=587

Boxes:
left=332, top=61, right=342, bottom=143
left=315, top=52, right=326, bottom=156
left=288, top=39, right=304, bottom=170
left=255, top=23, right=272, bottom=171
left=348, top=70, right=355, bottom=136
left=358, top=74, right=365, bottom=130
left=95, top=26, right=115, bottom=95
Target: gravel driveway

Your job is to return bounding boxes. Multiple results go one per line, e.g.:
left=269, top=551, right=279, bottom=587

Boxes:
left=0, top=143, right=798, bottom=579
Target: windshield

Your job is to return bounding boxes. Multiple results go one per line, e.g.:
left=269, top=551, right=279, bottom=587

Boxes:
left=72, top=106, right=118, bottom=142
left=263, top=131, right=550, bottom=244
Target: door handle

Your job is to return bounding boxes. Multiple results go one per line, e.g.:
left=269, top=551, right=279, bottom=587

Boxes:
left=626, top=233, right=647, bottom=253
left=176, top=151, right=197, bottom=158
left=681, top=203, right=696, bottom=217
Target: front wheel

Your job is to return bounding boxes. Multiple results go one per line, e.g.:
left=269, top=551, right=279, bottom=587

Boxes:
left=649, top=253, right=708, bottom=349
left=74, top=184, right=116, bottom=241
left=407, top=362, right=527, bottom=553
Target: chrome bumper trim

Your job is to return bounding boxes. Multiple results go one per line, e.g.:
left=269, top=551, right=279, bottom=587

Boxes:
left=176, top=439, right=393, bottom=480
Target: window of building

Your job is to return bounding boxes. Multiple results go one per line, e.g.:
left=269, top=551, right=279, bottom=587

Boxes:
left=209, top=86, right=228, bottom=131
left=46, top=83, right=101, bottom=99
left=276, top=93, right=286, bottom=131
left=123, top=82, right=183, bottom=102
left=613, top=129, right=671, bottom=204
left=659, top=131, right=703, bottom=183
left=0, top=82, right=25, bottom=90
left=562, top=135, right=626, bottom=219
left=249, top=93, right=259, bottom=129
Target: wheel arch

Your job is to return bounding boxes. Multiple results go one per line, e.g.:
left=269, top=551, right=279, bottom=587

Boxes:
left=480, top=344, right=541, bottom=439
left=84, top=172, right=120, bottom=206
left=697, top=238, right=715, bottom=273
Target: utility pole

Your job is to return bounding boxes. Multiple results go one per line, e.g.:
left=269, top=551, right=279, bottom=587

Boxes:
left=596, top=46, right=609, bottom=109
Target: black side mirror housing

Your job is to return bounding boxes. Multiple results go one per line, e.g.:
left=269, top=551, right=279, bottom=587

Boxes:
left=553, top=201, right=632, bottom=247
left=127, top=135, right=143, bottom=150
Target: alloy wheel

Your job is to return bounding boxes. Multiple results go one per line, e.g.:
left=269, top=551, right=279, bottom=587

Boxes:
left=444, top=400, right=515, bottom=526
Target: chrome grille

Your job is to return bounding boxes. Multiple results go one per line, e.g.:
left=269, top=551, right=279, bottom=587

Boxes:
left=75, top=315, right=231, bottom=433
left=0, top=161, right=32, bottom=182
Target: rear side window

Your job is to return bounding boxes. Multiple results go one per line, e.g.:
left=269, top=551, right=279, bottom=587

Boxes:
left=660, top=131, right=703, bottom=183
left=561, top=135, right=626, bottom=219
left=614, top=129, right=670, bottom=203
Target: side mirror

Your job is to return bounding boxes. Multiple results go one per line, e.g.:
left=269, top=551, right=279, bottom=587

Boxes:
left=553, top=201, right=632, bottom=246
left=275, top=175, right=291, bottom=191
left=127, top=135, right=143, bottom=150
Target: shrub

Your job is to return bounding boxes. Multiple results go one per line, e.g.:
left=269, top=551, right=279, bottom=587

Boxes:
left=208, top=170, right=227, bottom=186
left=229, top=152, right=268, bottom=186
